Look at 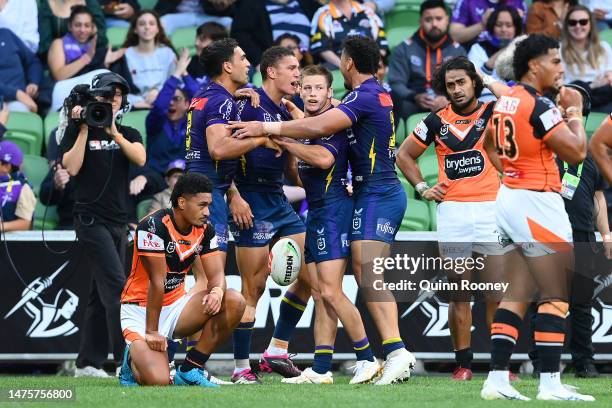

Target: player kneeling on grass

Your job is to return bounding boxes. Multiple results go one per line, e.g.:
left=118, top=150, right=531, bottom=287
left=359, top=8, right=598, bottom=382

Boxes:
left=119, top=172, right=246, bottom=386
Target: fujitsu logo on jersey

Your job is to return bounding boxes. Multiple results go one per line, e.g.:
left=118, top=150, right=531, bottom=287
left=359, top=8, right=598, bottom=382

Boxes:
left=494, top=96, right=520, bottom=114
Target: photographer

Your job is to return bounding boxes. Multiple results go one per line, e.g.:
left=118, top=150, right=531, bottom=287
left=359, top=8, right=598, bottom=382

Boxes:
left=60, top=72, right=145, bottom=377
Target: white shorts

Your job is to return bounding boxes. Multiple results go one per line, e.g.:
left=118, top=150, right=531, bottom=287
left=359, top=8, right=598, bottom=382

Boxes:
left=120, top=294, right=192, bottom=344
left=495, top=185, right=573, bottom=257
left=437, top=200, right=509, bottom=257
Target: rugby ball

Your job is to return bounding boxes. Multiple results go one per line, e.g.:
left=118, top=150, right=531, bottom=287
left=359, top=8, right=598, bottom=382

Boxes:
left=269, top=238, right=301, bottom=286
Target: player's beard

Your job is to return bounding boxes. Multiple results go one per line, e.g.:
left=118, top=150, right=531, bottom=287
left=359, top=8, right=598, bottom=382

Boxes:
left=451, top=95, right=475, bottom=112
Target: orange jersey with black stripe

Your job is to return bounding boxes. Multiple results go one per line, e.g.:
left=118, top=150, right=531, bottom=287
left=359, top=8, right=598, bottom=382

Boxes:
left=121, top=209, right=219, bottom=306
left=491, top=84, right=567, bottom=192
left=410, top=101, right=500, bottom=202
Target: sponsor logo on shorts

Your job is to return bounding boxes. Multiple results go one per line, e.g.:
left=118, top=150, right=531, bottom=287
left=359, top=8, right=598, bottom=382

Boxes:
left=317, top=237, right=326, bottom=251
left=376, top=218, right=396, bottom=238
left=444, top=150, right=485, bottom=180
left=341, top=233, right=350, bottom=248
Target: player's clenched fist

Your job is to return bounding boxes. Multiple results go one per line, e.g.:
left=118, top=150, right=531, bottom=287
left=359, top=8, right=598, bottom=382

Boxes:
left=145, top=331, right=167, bottom=352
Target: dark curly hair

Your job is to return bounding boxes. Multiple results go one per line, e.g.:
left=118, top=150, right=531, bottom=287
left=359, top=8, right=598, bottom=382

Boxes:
left=342, top=36, right=380, bottom=75
left=513, top=34, right=559, bottom=81
left=171, top=173, right=213, bottom=208
left=432, top=56, right=484, bottom=99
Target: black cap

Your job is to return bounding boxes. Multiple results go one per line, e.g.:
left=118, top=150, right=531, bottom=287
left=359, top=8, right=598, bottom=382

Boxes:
left=91, top=72, right=130, bottom=95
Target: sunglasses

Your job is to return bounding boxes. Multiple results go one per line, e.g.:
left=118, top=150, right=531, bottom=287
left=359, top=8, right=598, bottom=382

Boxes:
left=568, top=19, right=589, bottom=27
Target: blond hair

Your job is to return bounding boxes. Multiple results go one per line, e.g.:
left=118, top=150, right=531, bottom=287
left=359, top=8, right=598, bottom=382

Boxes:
left=561, top=6, right=605, bottom=77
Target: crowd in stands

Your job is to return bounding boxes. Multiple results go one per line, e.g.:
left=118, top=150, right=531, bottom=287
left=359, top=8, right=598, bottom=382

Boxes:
left=0, top=0, right=611, bottom=233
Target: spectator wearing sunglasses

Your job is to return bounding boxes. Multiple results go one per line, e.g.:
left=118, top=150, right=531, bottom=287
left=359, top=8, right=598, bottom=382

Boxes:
left=561, top=5, right=612, bottom=113
left=127, top=49, right=198, bottom=224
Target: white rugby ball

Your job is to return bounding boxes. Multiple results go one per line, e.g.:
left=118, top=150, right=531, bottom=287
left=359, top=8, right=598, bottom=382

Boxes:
left=269, top=238, right=301, bottom=286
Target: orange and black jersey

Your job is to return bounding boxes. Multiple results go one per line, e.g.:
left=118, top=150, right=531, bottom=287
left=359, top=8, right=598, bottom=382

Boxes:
left=490, top=84, right=567, bottom=192
left=121, top=208, right=220, bottom=306
left=410, top=101, right=500, bottom=202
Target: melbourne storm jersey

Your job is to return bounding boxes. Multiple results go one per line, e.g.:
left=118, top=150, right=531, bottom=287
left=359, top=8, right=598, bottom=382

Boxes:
left=298, top=110, right=350, bottom=206
left=121, top=209, right=219, bottom=306
left=186, top=82, right=238, bottom=191
left=336, top=77, right=398, bottom=190
left=234, top=88, right=292, bottom=193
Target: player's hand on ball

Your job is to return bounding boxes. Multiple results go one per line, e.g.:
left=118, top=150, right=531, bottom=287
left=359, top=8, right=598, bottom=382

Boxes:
left=422, top=181, right=448, bottom=202
left=227, top=121, right=265, bottom=138
left=145, top=331, right=167, bottom=352
left=202, top=290, right=222, bottom=315
left=229, top=193, right=254, bottom=230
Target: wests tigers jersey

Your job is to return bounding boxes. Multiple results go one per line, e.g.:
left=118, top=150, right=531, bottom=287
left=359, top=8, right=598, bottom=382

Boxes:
left=121, top=209, right=220, bottom=306
left=410, top=101, right=500, bottom=202
left=490, top=84, right=568, bottom=192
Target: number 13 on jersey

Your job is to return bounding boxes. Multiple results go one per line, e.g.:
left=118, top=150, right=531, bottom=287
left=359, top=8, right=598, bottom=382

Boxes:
left=492, top=114, right=518, bottom=160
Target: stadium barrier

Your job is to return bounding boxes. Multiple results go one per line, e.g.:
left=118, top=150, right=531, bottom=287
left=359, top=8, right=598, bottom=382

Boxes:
left=1, top=231, right=612, bottom=362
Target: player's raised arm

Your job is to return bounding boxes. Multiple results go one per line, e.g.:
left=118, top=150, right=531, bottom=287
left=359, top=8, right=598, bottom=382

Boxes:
left=228, top=107, right=353, bottom=140
left=141, top=255, right=168, bottom=352
left=590, top=115, right=612, bottom=184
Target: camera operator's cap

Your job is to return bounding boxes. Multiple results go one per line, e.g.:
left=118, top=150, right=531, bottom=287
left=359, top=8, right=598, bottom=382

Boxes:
left=166, top=159, right=186, bottom=176
left=0, top=141, right=24, bottom=167
left=91, top=72, right=130, bottom=95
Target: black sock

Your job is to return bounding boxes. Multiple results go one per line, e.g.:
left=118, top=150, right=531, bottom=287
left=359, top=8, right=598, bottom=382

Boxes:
left=535, top=313, right=566, bottom=373
left=180, top=349, right=210, bottom=372
left=490, top=308, right=522, bottom=371
left=455, top=347, right=473, bottom=369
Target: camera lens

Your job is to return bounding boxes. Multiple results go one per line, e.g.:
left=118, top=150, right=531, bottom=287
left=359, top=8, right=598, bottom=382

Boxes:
left=90, top=105, right=106, bottom=122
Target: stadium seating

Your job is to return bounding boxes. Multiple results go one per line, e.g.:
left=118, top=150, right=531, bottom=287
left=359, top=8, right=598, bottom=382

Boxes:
left=586, top=112, right=608, bottom=138
left=137, top=199, right=153, bottom=221
left=331, top=69, right=347, bottom=99
left=44, top=112, right=60, bottom=148
left=33, top=202, right=59, bottom=231
left=171, top=27, right=197, bottom=55
left=252, top=71, right=263, bottom=87
left=395, top=118, right=407, bottom=145
left=386, top=26, right=417, bottom=50
left=401, top=198, right=430, bottom=231
left=107, top=26, right=128, bottom=48
left=397, top=168, right=415, bottom=199
left=417, top=154, right=438, bottom=186
left=428, top=200, right=437, bottom=231
left=385, top=8, right=420, bottom=30
left=22, top=154, right=49, bottom=195
left=600, top=29, right=612, bottom=47
left=120, top=110, right=149, bottom=145
left=5, top=112, right=44, bottom=155
left=139, top=0, right=157, bottom=9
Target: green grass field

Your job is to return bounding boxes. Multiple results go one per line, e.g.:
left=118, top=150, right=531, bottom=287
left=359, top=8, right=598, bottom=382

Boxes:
left=0, top=375, right=611, bottom=407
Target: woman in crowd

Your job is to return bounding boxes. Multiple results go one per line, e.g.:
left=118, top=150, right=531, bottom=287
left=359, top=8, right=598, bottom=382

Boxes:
left=38, top=0, right=107, bottom=57
left=468, top=5, right=523, bottom=101
left=121, top=10, right=177, bottom=109
left=561, top=5, right=612, bottom=112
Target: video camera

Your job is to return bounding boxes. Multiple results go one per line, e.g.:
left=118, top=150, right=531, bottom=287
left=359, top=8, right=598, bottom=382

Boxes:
left=64, top=84, right=114, bottom=128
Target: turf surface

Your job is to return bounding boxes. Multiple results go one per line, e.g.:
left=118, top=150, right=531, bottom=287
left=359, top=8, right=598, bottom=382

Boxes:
left=0, top=374, right=610, bottom=407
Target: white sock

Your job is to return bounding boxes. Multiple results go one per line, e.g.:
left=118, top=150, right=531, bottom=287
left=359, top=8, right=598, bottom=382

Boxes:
left=539, top=372, right=562, bottom=389
left=233, top=359, right=250, bottom=374
left=487, top=370, right=510, bottom=385
left=266, top=346, right=287, bottom=356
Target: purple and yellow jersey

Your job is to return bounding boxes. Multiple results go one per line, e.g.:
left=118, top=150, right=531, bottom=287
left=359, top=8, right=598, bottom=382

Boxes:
left=297, top=108, right=350, bottom=206
left=234, top=88, right=292, bottom=194
left=185, top=82, right=238, bottom=191
left=336, top=77, right=399, bottom=191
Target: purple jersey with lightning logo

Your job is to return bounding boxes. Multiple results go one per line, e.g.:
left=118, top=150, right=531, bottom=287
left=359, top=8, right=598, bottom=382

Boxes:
left=336, top=77, right=399, bottom=191
left=185, top=82, right=238, bottom=192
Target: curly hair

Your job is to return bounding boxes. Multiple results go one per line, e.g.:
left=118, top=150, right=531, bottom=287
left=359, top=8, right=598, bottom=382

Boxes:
left=432, top=56, right=484, bottom=99
left=513, top=34, right=559, bottom=81
left=171, top=173, right=213, bottom=208
left=122, top=10, right=176, bottom=55
left=342, top=36, right=380, bottom=75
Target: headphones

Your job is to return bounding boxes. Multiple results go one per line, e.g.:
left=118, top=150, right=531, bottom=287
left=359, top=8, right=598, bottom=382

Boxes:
left=91, top=72, right=130, bottom=110
left=564, top=83, right=592, bottom=117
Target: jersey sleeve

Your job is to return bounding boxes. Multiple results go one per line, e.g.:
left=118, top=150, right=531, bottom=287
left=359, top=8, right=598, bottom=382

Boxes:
left=199, top=222, right=220, bottom=258
left=135, top=213, right=168, bottom=257
left=530, top=96, right=566, bottom=140
left=451, top=0, right=470, bottom=25
left=410, top=113, right=436, bottom=147
left=193, top=95, right=236, bottom=128
left=337, top=91, right=371, bottom=125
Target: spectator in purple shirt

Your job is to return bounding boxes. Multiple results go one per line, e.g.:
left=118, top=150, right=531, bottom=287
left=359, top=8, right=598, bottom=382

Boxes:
left=450, top=0, right=527, bottom=46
